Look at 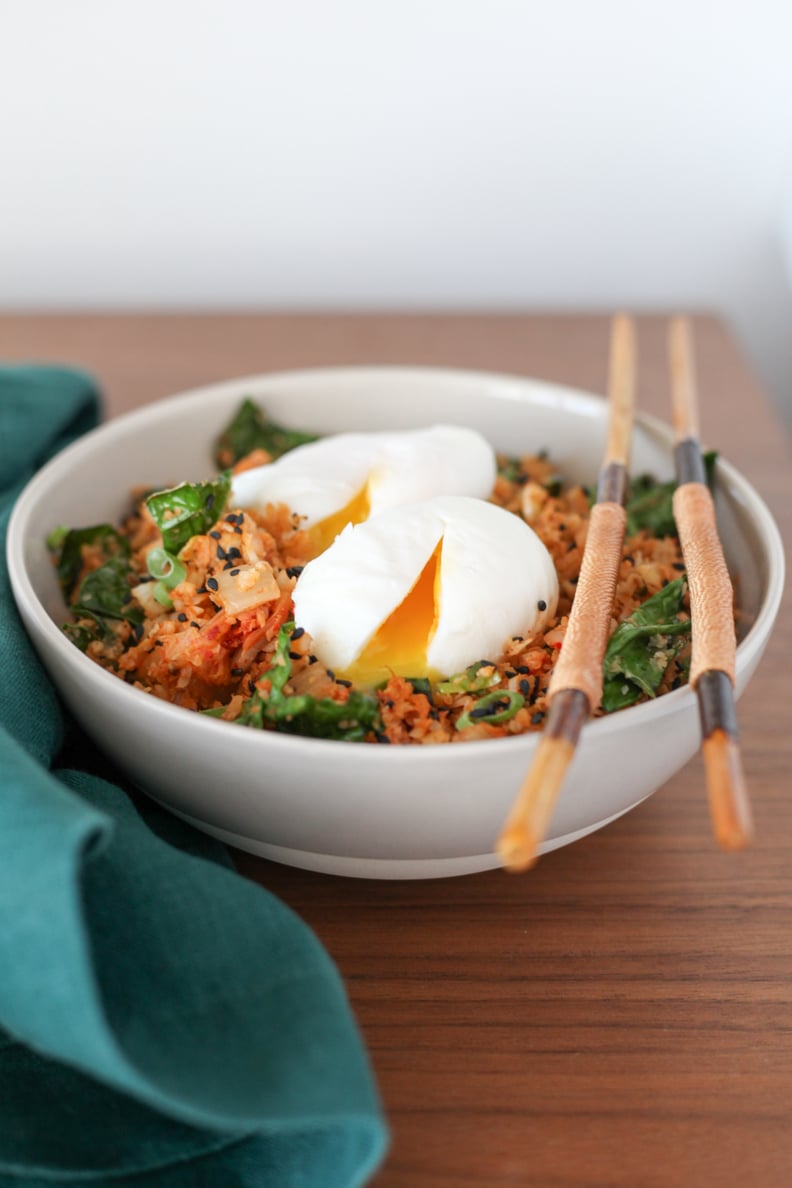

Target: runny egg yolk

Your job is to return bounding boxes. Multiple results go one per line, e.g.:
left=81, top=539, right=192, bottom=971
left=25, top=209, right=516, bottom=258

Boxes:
left=343, top=538, right=444, bottom=685
left=306, top=482, right=371, bottom=556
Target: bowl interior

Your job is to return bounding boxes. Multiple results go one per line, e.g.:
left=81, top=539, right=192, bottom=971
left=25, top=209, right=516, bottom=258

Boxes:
left=16, top=366, right=778, bottom=647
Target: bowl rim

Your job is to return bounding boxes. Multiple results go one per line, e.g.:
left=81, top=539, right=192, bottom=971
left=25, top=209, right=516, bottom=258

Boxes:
left=7, top=364, right=786, bottom=765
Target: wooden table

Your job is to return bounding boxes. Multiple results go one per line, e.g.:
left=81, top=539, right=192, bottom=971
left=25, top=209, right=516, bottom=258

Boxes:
left=3, top=314, right=791, bottom=1187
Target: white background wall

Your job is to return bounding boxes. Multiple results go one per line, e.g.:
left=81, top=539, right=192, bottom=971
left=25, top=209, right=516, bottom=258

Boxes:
left=3, top=1, right=792, bottom=419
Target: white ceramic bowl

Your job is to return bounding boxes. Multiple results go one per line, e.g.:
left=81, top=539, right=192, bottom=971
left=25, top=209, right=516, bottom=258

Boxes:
left=7, top=368, right=785, bottom=878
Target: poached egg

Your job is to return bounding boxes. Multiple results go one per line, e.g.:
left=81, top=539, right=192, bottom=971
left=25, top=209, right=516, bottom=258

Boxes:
left=230, top=425, right=496, bottom=556
left=292, top=494, right=559, bottom=685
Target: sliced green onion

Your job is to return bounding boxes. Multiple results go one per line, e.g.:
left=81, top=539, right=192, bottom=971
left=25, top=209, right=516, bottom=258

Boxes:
left=46, top=525, right=70, bottom=551
left=146, top=547, right=186, bottom=585
left=437, top=662, right=500, bottom=696
left=146, top=547, right=187, bottom=610
left=456, top=690, right=525, bottom=731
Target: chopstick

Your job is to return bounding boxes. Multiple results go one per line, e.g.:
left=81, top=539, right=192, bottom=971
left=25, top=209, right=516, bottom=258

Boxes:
left=497, top=315, right=636, bottom=871
left=668, top=317, right=753, bottom=849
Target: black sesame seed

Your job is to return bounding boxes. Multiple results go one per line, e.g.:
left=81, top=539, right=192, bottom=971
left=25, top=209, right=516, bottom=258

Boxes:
left=519, top=678, right=531, bottom=695
left=288, top=650, right=302, bottom=660
left=154, top=640, right=164, bottom=648
left=227, top=547, right=242, bottom=560
left=205, top=493, right=215, bottom=509
left=210, top=601, right=220, bottom=612
left=231, top=667, right=244, bottom=677
left=233, top=526, right=242, bottom=535
left=196, top=585, right=207, bottom=594
left=286, top=565, right=304, bottom=579
left=216, top=545, right=227, bottom=560
left=570, top=575, right=578, bottom=585
left=375, top=732, right=392, bottom=744
left=210, top=531, right=221, bottom=540
left=207, top=577, right=219, bottom=592
left=662, top=579, right=670, bottom=587
left=133, top=623, right=144, bottom=641
left=469, top=704, right=492, bottom=720
left=625, top=554, right=635, bottom=564
left=672, top=562, right=686, bottom=571
left=531, top=711, right=545, bottom=725
left=537, top=599, right=547, bottom=611
left=671, top=676, right=682, bottom=689
left=505, top=669, right=517, bottom=679
left=384, top=699, right=395, bottom=709
left=291, top=626, right=306, bottom=640
left=327, top=669, right=335, bottom=681
left=337, top=678, right=352, bottom=688
left=177, top=612, right=188, bottom=622
left=566, top=541, right=577, bottom=552
left=229, top=567, right=240, bottom=576
left=511, top=635, right=524, bottom=643
left=190, top=620, right=200, bottom=629
left=515, top=665, right=531, bottom=674
left=308, top=654, right=318, bottom=665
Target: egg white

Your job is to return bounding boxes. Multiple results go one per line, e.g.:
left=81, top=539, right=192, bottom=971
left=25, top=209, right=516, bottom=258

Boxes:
left=292, top=495, right=559, bottom=683
left=230, top=425, right=496, bottom=551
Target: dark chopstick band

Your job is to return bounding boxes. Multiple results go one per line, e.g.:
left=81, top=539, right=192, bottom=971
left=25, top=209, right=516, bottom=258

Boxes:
left=545, top=689, right=590, bottom=746
left=674, top=438, right=707, bottom=486
left=697, top=669, right=739, bottom=740
left=596, top=460, right=628, bottom=505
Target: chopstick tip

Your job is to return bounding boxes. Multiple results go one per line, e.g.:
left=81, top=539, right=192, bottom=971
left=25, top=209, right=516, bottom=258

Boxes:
left=702, top=730, right=753, bottom=852
left=496, top=829, right=540, bottom=873
left=495, top=731, right=579, bottom=874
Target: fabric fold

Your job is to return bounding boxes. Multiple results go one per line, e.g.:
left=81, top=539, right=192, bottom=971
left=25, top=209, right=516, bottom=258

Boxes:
left=0, top=366, right=387, bottom=1188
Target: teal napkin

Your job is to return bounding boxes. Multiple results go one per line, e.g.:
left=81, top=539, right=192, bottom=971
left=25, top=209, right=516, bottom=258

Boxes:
left=0, top=367, right=388, bottom=1188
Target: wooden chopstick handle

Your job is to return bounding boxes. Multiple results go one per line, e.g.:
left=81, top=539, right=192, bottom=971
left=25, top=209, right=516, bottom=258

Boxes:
left=605, top=315, right=637, bottom=466
left=672, top=482, right=736, bottom=687
left=669, top=317, right=700, bottom=442
left=498, top=691, right=589, bottom=871
left=702, top=729, right=753, bottom=850
left=498, top=735, right=577, bottom=871
left=548, top=501, right=626, bottom=709
left=697, top=669, right=752, bottom=849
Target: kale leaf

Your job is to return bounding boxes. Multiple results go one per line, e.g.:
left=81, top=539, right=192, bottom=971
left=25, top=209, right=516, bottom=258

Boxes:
left=625, top=450, right=717, bottom=537
left=601, top=578, right=690, bottom=712
left=237, top=622, right=381, bottom=741
left=214, top=398, right=319, bottom=468
left=146, top=472, right=231, bottom=555
left=70, top=556, right=143, bottom=627
left=53, top=524, right=130, bottom=599
left=62, top=618, right=117, bottom=653
left=49, top=524, right=142, bottom=650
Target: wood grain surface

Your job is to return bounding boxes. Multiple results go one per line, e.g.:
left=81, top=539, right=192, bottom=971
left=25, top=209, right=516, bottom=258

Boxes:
left=3, top=313, right=790, bottom=1187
